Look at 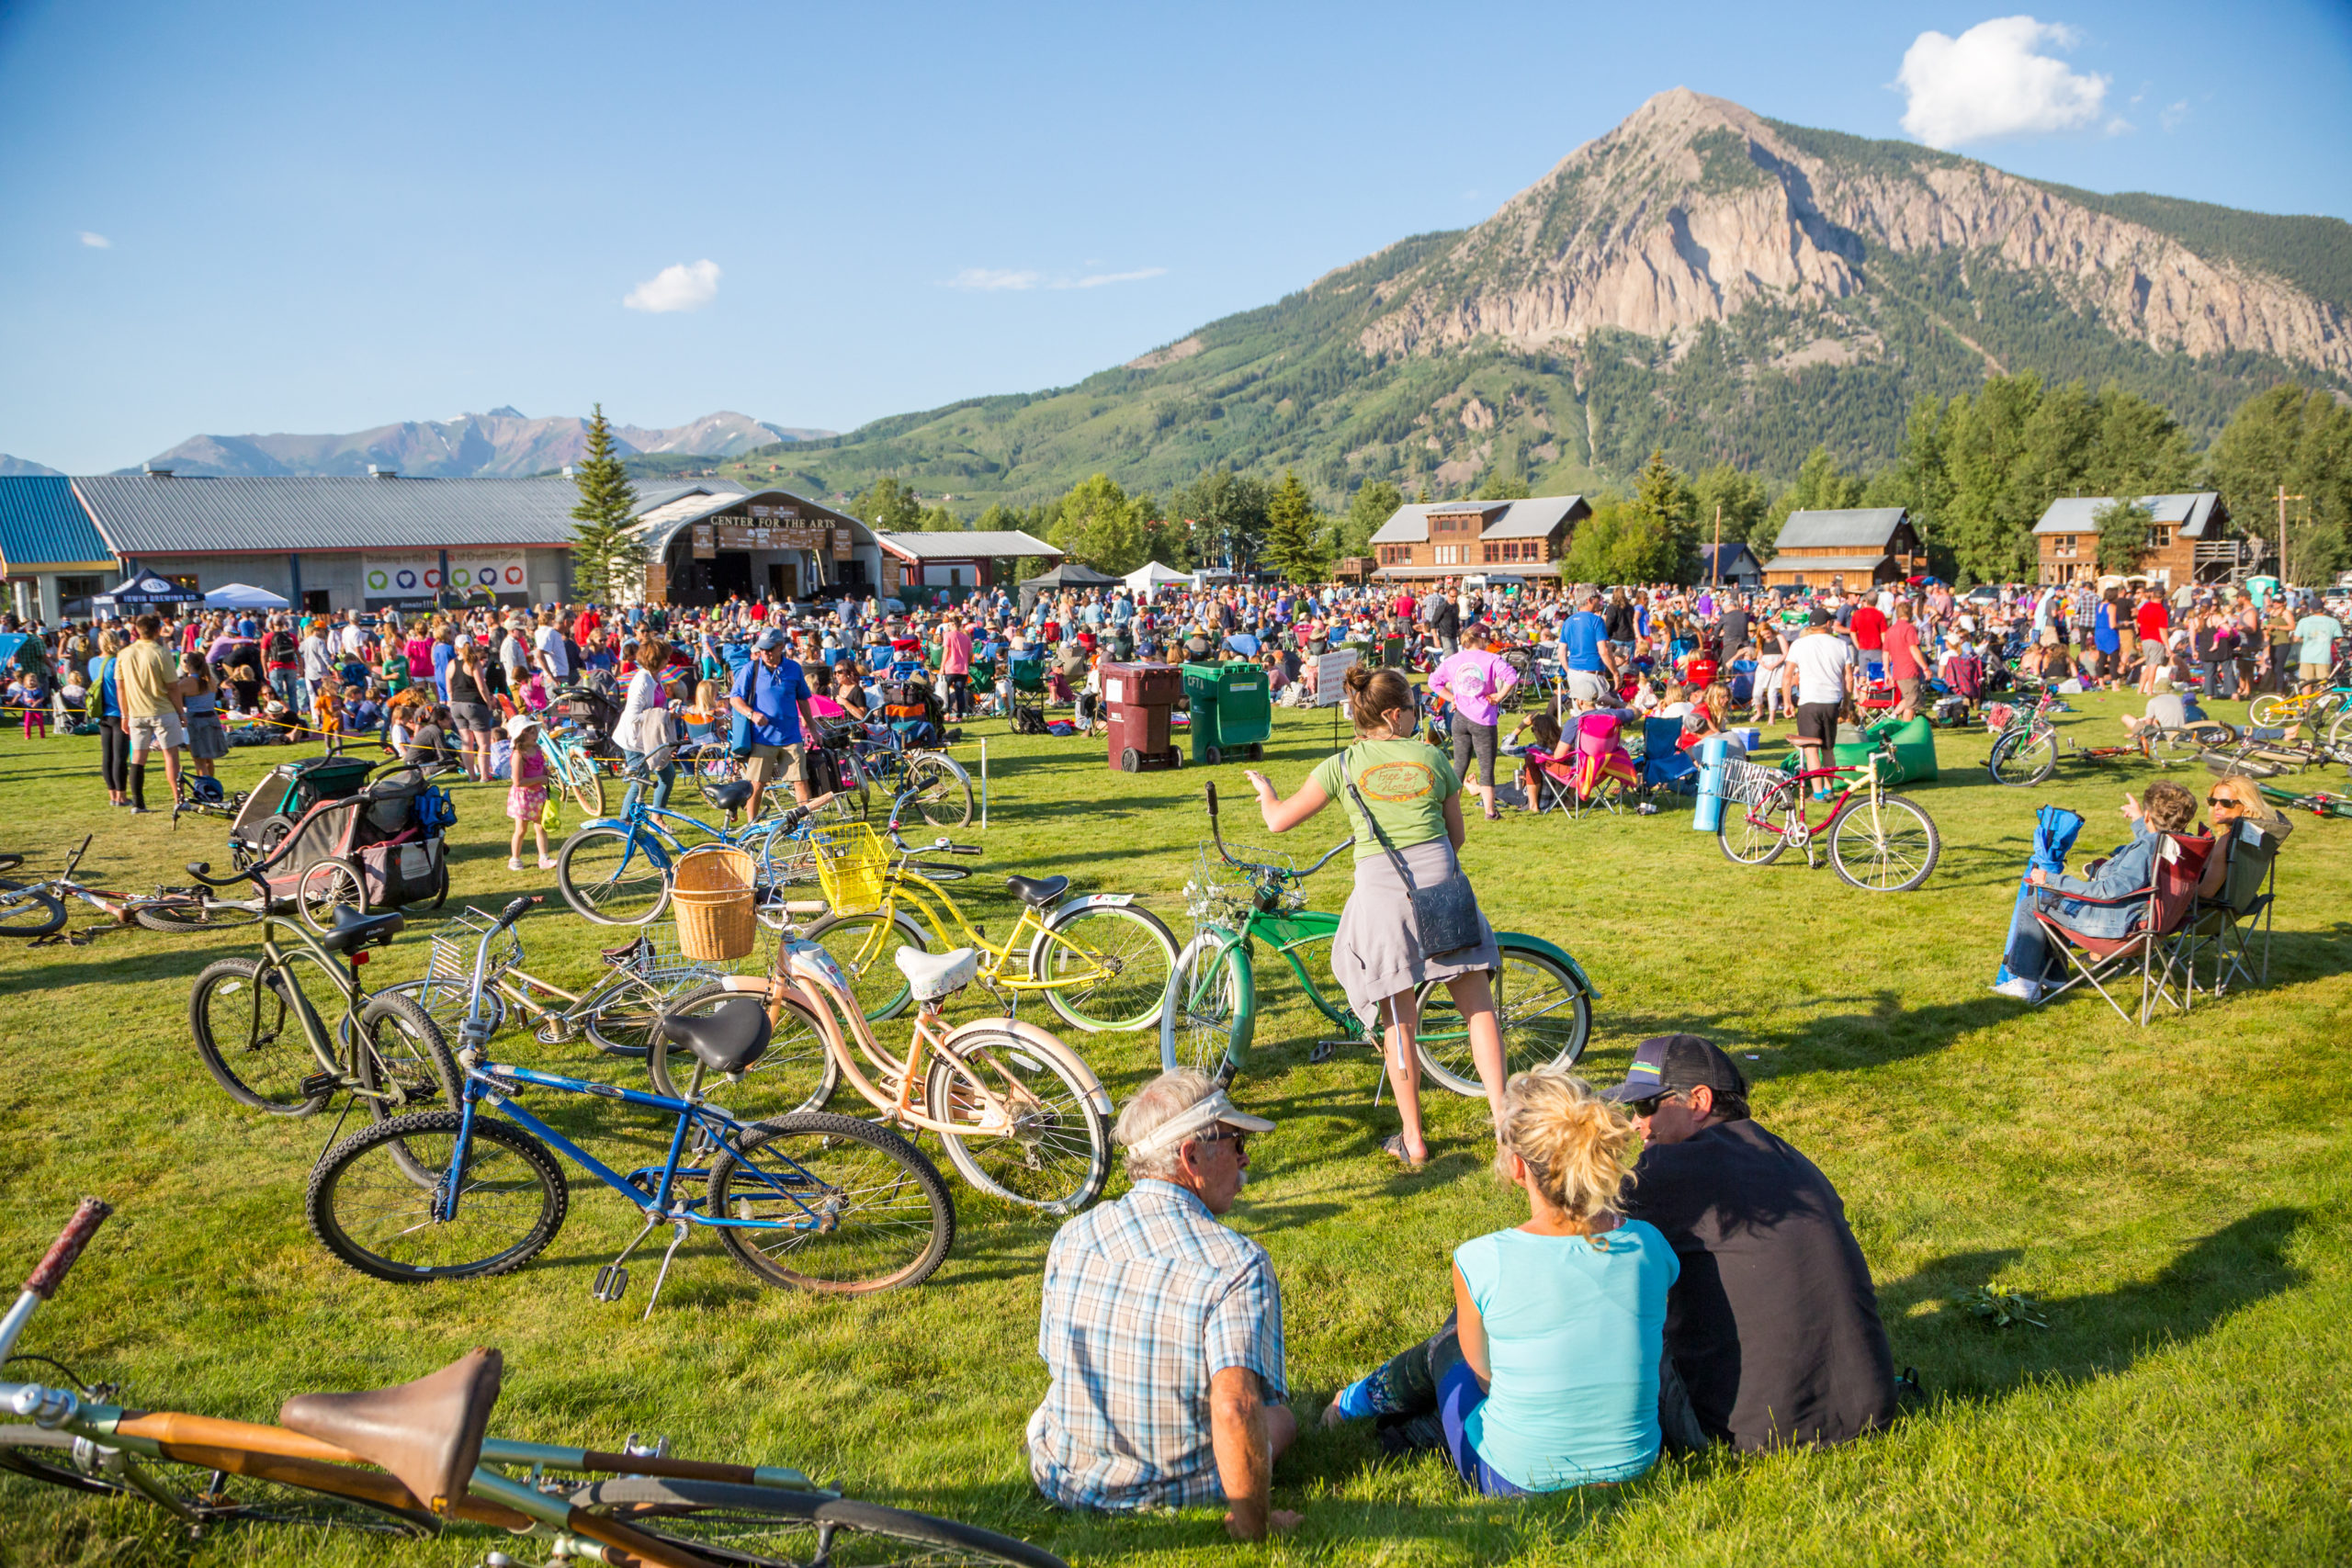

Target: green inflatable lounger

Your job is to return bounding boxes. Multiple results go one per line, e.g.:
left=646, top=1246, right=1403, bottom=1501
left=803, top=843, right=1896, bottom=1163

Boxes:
left=1829, top=715, right=1939, bottom=784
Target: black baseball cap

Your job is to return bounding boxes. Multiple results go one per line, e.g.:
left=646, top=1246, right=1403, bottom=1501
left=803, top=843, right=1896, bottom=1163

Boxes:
left=1807, top=608, right=1834, bottom=626
left=1600, top=1033, right=1749, bottom=1105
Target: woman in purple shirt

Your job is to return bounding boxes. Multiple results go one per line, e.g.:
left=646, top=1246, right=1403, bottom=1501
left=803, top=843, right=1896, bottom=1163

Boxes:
left=1430, top=624, right=1521, bottom=821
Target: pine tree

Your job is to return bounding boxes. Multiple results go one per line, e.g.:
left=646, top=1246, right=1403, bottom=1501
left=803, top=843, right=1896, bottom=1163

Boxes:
left=1261, top=472, right=1326, bottom=584
left=1625, top=450, right=1699, bottom=579
left=854, top=476, right=925, bottom=532
left=568, top=403, right=643, bottom=604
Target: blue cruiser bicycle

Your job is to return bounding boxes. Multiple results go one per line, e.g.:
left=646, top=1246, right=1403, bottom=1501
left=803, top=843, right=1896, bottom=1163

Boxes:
left=304, top=894, right=956, bottom=1310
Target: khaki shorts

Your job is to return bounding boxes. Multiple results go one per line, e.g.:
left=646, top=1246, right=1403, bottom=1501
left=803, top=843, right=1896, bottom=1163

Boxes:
left=2301, top=661, right=2332, bottom=682
left=125, top=713, right=186, bottom=752
left=744, top=742, right=805, bottom=785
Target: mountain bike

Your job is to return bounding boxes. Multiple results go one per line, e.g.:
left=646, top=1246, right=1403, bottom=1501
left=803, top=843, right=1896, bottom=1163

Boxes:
left=1716, top=751, right=1941, bottom=891
left=2, top=1201, right=1065, bottom=1566
left=0, top=834, right=269, bottom=940
left=653, top=898, right=1115, bottom=1215
left=1160, top=783, right=1597, bottom=1095
left=799, top=821, right=1177, bottom=1034
left=306, top=896, right=956, bottom=1305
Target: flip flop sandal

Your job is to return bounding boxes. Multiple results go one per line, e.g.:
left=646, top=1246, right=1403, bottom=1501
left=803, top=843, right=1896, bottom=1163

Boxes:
left=1380, top=1134, right=1429, bottom=1169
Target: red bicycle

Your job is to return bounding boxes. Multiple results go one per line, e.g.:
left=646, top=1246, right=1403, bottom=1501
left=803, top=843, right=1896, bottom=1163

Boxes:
left=1715, top=753, right=1941, bottom=892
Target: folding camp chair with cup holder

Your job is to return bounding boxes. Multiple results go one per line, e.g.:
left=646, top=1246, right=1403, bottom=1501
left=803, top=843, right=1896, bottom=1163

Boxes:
left=2029, top=832, right=2211, bottom=1026
left=2179, top=820, right=2281, bottom=998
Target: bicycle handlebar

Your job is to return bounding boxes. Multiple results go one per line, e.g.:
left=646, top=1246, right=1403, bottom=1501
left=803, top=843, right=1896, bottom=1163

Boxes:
left=1202, top=781, right=1348, bottom=883
left=24, top=1198, right=111, bottom=1302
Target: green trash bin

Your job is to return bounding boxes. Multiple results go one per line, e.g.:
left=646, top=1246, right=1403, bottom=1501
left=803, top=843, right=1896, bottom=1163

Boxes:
left=1182, top=660, right=1271, bottom=764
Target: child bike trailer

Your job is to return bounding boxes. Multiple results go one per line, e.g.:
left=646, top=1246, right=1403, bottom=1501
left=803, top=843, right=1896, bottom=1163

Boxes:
left=226, top=754, right=375, bottom=868
left=245, top=761, right=455, bottom=929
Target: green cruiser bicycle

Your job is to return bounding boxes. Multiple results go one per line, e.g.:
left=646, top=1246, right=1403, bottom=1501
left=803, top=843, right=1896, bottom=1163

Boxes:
left=1160, top=784, right=1596, bottom=1094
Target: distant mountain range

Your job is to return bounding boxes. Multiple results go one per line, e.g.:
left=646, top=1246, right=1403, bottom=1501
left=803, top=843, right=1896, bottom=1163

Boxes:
left=0, top=455, right=64, bottom=477
left=132, top=408, right=834, bottom=479
left=720, top=87, right=2352, bottom=509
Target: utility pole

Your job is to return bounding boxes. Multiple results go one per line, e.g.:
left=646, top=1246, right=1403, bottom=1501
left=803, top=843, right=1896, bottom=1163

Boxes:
left=1711, top=502, right=1723, bottom=589
left=2275, top=484, right=2304, bottom=587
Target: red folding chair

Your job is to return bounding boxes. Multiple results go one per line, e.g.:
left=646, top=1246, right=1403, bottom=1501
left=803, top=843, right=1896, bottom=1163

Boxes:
left=2030, top=833, right=2212, bottom=1025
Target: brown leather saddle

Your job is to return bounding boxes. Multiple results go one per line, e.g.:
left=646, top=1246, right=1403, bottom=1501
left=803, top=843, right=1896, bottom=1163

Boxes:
left=279, top=1347, right=503, bottom=1515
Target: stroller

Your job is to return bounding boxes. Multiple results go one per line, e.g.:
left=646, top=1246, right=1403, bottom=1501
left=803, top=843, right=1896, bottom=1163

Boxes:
left=552, top=682, right=625, bottom=760
left=238, top=759, right=456, bottom=928
left=227, top=755, right=377, bottom=868
left=882, top=676, right=946, bottom=746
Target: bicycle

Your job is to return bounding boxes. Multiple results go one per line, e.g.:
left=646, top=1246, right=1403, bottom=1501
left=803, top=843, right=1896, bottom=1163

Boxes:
left=536, top=718, right=612, bottom=816
left=823, top=721, right=976, bottom=828
left=2, top=1200, right=1066, bottom=1566
left=1716, top=750, right=1942, bottom=891
left=653, top=897, right=1115, bottom=1215
left=799, top=820, right=1178, bottom=1035
left=306, top=896, right=957, bottom=1305
left=2245, top=659, right=2349, bottom=740
left=1984, top=690, right=2236, bottom=785
left=1160, top=783, right=1598, bottom=1095
left=0, top=833, right=269, bottom=941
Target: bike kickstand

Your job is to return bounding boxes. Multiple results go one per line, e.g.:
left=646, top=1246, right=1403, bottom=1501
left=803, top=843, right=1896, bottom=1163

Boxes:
left=593, top=1212, right=662, bottom=1305
left=639, top=1220, right=693, bottom=1321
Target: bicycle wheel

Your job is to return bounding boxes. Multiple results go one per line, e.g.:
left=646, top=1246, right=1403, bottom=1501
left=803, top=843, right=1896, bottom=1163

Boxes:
left=352, top=991, right=460, bottom=1122
left=2247, top=693, right=2292, bottom=728
left=645, top=982, right=841, bottom=1122
left=705, top=1112, right=954, bottom=1293
left=307, top=1111, right=569, bottom=1282
left=1988, top=729, right=2057, bottom=786
left=296, top=857, right=368, bottom=931
left=1415, top=942, right=1591, bottom=1097
left=2326, top=703, right=2352, bottom=753
left=564, top=1477, right=1065, bottom=1568
left=923, top=1028, right=1110, bottom=1214
left=374, top=976, right=509, bottom=1049
left=133, top=893, right=264, bottom=932
left=901, top=754, right=974, bottom=828
left=1715, top=782, right=1792, bottom=866
left=0, top=852, right=22, bottom=873
left=804, top=909, right=930, bottom=1021
left=1829, top=793, right=1941, bottom=892
left=0, top=881, right=67, bottom=939
left=558, top=826, right=673, bottom=925
left=1163, top=934, right=1252, bottom=1076
left=0, top=1427, right=437, bottom=1535
left=188, top=957, right=333, bottom=1114
left=1036, top=901, right=1177, bottom=1033
left=560, top=753, right=605, bottom=817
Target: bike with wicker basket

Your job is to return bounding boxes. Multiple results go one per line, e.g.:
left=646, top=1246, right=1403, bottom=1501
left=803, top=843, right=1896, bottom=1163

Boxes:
left=1715, top=750, right=1941, bottom=891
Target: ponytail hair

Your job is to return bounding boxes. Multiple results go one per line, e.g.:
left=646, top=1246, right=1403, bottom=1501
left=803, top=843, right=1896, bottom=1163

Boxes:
left=1342, top=662, right=1415, bottom=736
left=1493, top=1068, right=1637, bottom=1224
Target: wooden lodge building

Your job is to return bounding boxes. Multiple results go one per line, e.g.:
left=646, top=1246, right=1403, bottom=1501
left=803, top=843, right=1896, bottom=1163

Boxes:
left=1761, top=508, right=1921, bottom=591
left=2030, top=493, right=2236, bottom=587
left=1367, top=495, right=1592, bottom=580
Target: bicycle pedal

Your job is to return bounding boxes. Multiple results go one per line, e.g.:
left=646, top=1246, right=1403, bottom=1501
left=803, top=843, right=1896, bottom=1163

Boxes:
left=592, top=1265, right=629, bottom=1303
left=1308, top=1041, right=1340, bottom=1064
left=300, top=1070, right=342, bottom=1100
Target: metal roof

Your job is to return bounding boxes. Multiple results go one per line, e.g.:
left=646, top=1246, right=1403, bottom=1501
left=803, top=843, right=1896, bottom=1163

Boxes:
left=1772, top=508, right=1909, bottom=551
left=2032, top=493, right=2225, bottom=539
left=1370, top=495, right=1589, bottom=545
left=877, top=530, right=1060, bottom=560
left=1761, top=555, right=1894, bottom=574
left=0, top=477, right=114, bottom=570
left=75, top=474, right=590, bottom=555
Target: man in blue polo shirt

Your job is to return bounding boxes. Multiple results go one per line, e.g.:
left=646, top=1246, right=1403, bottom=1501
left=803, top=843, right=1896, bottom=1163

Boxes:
left=729, top=626, right=818, bottom=819
left=1559, top=592, right=1617, bottom=702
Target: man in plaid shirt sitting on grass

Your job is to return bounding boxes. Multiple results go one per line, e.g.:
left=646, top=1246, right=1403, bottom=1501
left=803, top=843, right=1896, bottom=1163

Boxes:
left=1026, top=1070, right=1302, bottom=1540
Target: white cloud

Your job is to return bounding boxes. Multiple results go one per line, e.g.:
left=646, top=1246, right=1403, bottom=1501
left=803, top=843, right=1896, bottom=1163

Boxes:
left=942, top=265, right=1166, bottom=291
left=2161, top=98, right=2191, bottom=132
left=1896, top=17, right=2109, bottom=149
left=944, top=267, right=1043, bottom=291
left=78, top=231, right=109, bottom=249
left=622, top=259, right=720, bottom=313
left=1069, top=267, right=1167, bottom=289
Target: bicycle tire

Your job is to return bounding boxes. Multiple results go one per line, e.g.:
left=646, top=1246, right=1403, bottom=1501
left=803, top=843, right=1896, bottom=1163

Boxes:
left=803, top=909, right=932, bottom=1021
left=560, top=752, right=606, bottom=817
left=2247, top=694, right=2292, bottom=728
left=1035, top=901, right=1178, bottom=1034
left=558, top=825, right=673, bottom=925
left=375, top=976, right=510, bottom=1049
left=0, top=852, right=22, bottom=873
left=307, top=1111, right=569, bottom=1282
left=352, top=990, right=461, bottom=1122
left=563, top=1477, right=1066, bottom=1568
left=132, top=893, right=264, bottom=932
left=1715, top=781, right=1792, bottom=866
left=2327, top=704, right=2352, bottom=753
left=645, top=983, right=841, bottom=1123
left=1161, top=932, right=1253, bottom=1077
left=1829, top=793, right=1941, bottom=893
left=296, top=857, right=368, bottom=932
left=924, top=1026, right=1111, bottom=1214
left=188, top=957, right=334, bottom=1114
left=232, top=814, right=295, bottom=872
left=902, top=753, right=974, bottom=828
left=1415, top=941, right=1591, bottom=1097
left=1987, top=729, right=2057, bottom=786
left=0, top=1427, right=438, bottom=1536
left=0, top=880, right=67, bottom=939
left=705, top=1112, right=954, bottom=1294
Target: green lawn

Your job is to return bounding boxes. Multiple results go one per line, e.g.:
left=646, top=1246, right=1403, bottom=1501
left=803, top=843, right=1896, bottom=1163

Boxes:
left=4, top=694, right=2349, bottom=1567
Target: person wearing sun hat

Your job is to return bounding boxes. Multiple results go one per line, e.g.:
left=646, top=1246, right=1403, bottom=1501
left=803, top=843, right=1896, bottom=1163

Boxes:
left=1027, top=1070, right=1299, bottom=1539
left=1603, top=1034, right=1897, bottom=1453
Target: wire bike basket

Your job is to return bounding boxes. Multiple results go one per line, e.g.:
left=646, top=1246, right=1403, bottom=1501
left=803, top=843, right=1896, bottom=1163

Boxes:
left=1719, top=761, right=1792, bottom=807
left=427, top=907, right=526, bottom=988
left=809, top=820, right=891, bottom=912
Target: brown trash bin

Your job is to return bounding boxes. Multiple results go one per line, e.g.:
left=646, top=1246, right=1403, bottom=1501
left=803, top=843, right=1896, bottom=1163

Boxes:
left=1101, top=661, right=1182, bottom=773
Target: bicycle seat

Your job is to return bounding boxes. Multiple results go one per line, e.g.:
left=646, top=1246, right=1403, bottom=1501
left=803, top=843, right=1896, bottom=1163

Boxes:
left=279, top=1347, right=503, bottom=1517
left=315, top=904, right=405, bottom=954
left=660, top=996, right=771, bottom=1074
left=1004, top=874, right=1069, bottom=907
left=599, top=936, right=649, bottom=968
left=894, top=944, right=978, bottom=1001
left=705, top=779, right=753, bottom=812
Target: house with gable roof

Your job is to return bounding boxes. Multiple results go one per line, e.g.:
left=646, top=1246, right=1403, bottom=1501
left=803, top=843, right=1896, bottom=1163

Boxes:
left=1761, top=508, right=1920, bottom=591
left=1368, top=495, right=1592, bottom=580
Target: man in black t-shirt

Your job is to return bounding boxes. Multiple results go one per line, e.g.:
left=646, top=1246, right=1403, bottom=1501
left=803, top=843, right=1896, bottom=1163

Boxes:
left=1604, top=1034, right=1896, bottom=1452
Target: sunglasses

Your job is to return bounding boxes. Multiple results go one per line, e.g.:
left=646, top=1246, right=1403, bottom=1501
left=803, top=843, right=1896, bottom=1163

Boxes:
left=1193, top=1131, right=1250, bottom=1155
left=2207, top=796, right=2240, bottom=809
left=1625, top=1092, right=1682, bottom=1118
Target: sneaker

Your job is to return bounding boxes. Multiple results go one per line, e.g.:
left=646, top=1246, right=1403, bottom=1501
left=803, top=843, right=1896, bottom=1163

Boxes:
left=537, top=856, right=558, bottom=870
left=507, top=856, right=524, bottom=871
left=1989, top=976, right=2041, bottom=1002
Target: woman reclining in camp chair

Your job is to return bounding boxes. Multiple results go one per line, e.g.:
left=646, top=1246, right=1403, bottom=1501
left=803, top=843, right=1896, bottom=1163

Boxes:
left=1994, top=780, right=2197, bottom=1003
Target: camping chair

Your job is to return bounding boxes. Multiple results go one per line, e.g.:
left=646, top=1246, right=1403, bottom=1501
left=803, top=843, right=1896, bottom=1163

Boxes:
left=2178, top=821, right=2282, bottom=997
left=2030, top=833, right=2212, bottom=1026
left=1639, top=716, right=1697, bottom=798
left=1566, top=711, right=1640, bottom=818
left=1519, top=743, right=1580, bottom=815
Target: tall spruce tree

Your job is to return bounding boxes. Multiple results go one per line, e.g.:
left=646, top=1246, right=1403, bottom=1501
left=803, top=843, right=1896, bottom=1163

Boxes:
left=1261, top=472, right=1326, bottom=584
left=568, top=404, right=643, bottom=604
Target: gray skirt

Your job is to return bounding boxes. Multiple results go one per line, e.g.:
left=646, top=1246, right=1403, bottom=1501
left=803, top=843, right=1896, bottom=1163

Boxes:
left=186, top=711, right=229, bottom=761
left=1332, top=838, right=1501, bottom=1032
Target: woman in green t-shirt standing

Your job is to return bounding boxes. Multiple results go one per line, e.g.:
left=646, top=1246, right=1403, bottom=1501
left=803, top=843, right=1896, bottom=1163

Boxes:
left=1242, top=662, right=1506, bottom=1166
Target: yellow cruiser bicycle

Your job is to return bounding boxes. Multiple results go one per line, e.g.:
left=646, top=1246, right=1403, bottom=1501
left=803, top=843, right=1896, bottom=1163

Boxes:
left=798, top=822, right=1177, bottom=1032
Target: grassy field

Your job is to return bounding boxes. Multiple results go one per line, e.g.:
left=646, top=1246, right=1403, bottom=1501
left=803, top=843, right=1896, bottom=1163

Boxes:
left=4, top=694, right=2349, bottom=1567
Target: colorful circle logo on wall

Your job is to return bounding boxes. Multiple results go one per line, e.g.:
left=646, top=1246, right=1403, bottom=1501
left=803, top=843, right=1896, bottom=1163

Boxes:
left=366, top=570, right=389, bottom=591
left=394, top=569, right=419, bottom=591
left=504, top=567, right=525, bottom=585
left=452, top=568, right=474, bottom=589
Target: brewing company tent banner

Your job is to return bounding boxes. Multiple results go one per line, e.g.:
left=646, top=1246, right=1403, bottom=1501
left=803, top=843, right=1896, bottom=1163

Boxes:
left=361, top=552, right=527, bottom=604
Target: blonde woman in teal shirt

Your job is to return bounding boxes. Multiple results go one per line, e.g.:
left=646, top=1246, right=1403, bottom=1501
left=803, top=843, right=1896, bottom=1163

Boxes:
left=1321, top=1068, right=1687, bottom=1494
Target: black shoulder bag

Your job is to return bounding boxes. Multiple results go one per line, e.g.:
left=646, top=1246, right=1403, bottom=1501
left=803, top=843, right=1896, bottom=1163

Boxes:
left=1337, top=745, right=1486, bottom=955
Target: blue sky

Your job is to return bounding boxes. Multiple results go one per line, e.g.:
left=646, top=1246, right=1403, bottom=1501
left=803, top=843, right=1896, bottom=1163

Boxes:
left=2, top=0, right=2347, bottom=473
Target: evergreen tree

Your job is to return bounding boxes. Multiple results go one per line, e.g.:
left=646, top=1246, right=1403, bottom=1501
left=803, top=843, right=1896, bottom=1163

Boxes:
left=1690, top=462, right=1770, bottom=548
left=2206, top=384, right=2352, bottom=583
left=1625, top=449, right=1700, bottom=577
left=2093, top=499, right=2156, bottom=578
left=567, top=403, right=644, bottom=604
left=853, top=476, right=926, bottom=532
left=1261, top=472, right=1327, bottom=584
left=1341, top=479, right=1404, bottom=558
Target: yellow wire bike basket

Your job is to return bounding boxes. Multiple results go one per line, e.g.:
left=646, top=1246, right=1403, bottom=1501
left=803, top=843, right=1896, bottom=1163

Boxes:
left=809, top=820, right=891, bottom=912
